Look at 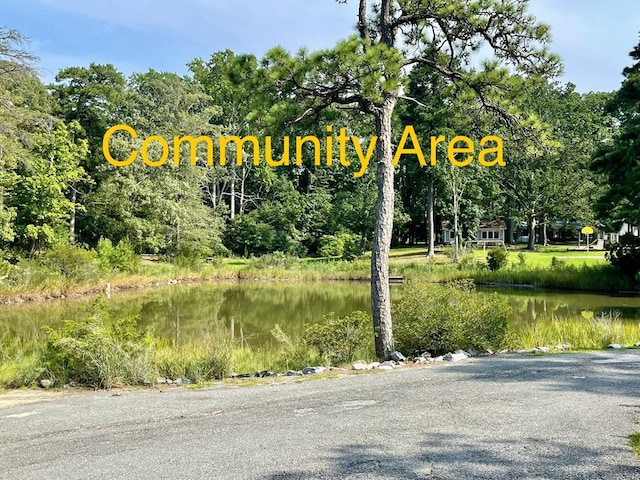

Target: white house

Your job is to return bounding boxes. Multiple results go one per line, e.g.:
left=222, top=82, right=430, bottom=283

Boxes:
left=441, top=220, right=506, bottom=245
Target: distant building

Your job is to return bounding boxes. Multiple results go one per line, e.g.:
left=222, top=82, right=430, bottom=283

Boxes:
left=441, top=220, right=506, bottom=245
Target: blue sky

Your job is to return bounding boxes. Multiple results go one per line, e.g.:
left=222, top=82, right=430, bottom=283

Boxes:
left=3, top=0, right=639, bottom=92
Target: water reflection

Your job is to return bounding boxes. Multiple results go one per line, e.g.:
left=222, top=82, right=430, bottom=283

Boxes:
left=1, top=282, right=639, bottom=348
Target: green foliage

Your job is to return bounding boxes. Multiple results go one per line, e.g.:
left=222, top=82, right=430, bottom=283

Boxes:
left=41, top=298, right=155, bottom=388
left=393, top=280, right=511, bottom=356
left=154, top=337, right=232, bottom=382
left=318, top=233, right=360, bottom=260
left=550, top=256, right=567, bottom=269
left=487, top=247, right=509, bottom=271
left=517, top=252, right=527, bottom=267
left=591, top=38, right=640, bottom=226
left=96, top=238, right=140, bottom=273
left=42, top=244, right=100, bottom=283
left=511, top=312, right=640, bottom=350
left=248, top=251, right=297, bottom=269
left=605, top=233, right=640, bottom=277
left=630, top=433, right=640, bottom=458
left=318, top=235, right=344, bottom=258
left=304, top=311, right=373, bottom=365
left=270, top=324, right=321, bottom=371
left=0, top=337, right=45, bottom=388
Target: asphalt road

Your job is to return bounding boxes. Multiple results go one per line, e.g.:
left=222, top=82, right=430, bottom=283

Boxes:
left=1, top=351, right=640, bottom=480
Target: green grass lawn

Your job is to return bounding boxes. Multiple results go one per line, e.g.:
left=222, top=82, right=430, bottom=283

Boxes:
left=384, top=244, right=607, bottom=268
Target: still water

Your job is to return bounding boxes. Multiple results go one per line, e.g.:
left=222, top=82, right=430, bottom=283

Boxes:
left=2, top=281, right=640, bottom=347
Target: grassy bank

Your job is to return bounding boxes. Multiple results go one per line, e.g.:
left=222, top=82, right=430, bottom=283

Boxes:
left=0, top=244, right=633, bottom=305
left=2, top=279, right=640, bottom=391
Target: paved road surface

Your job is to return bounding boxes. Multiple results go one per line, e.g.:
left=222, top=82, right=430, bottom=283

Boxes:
left=1, top=351, right=639, bottom=479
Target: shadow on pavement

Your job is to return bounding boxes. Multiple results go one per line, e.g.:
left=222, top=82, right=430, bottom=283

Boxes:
left=261, top=433, right=640, bottom=479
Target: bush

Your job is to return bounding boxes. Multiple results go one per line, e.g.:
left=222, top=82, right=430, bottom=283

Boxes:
left=606, top=232, right=640, bottom=277
left=96, top=238, right=141, bottom=273
left=318, top=235, right=345, bottom=258
left=271, top=324, right=321, bottom=371
left=550, top=256, right=567, bottom=269
left=304, top=311, right=373, bottom=365
left=487, top=247, right=509, bottom=271
left=42, top=244, right=101, bottom=282
left=393, top=280, right=511, bottom=356
left=248, top=251, right=297, bottom=269
left=318, top=233, right=361, bottom=260
left=41, top=298, right=155, bottom=388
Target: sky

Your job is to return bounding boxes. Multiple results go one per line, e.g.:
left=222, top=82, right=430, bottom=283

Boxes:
left=2, top=0, right=640, bottom=93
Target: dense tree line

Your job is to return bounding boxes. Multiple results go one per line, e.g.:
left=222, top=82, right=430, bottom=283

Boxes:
left=0, top=23, right=633, bottom=268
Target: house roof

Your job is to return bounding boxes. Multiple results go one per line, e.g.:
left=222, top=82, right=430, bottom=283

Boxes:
left=441, top=220, right=506, bottom=230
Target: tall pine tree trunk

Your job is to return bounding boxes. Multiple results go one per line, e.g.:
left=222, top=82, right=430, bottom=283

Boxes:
left=527, top=213, right=536, bottom=251
left=426, top=178, right=435, bottom=257
left=230, top=168, right=236, bottom=220
left=371, top=96, right=396, bottom=360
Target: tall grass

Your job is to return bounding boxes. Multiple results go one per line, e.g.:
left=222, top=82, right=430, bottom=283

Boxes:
left=509, top=312, right=640, bottom=350
left=395, top=262, right=633, bottom=293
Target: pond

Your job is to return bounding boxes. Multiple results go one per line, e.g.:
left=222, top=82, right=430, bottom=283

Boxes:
left=2, top=281, right=640, bottom=349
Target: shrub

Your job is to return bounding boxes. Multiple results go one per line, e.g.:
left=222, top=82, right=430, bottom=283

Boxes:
left=606, top=232, right=640, bottom=277
left=550, top=256, right=567, bottom=269
left=393, top=280, right=511, bottom=356
left=487, top=247, right=509, bottom=271
left=41, top=298, right=155, bottom=388
left=318, top=233, right=361, bottom=261
left=271, top=324, right=321, bottom=371
left=304, top=311, right=373, bottom=365
left=340, top=233, right=362, bottom=261
left=248, top=251, right=297, bottom=269
left=96, top=238, right=141, bottom=273
left=42, top=244, right=100, bottom=282
left=319, top=235, right=345, bottom=258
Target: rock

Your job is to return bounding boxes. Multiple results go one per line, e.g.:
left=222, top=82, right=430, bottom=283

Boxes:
left=302, top=366, right=326, bottom=375
left=174, top=378, right=183, bottom=385
left=39, top=379, right=53, bottom=389
left=443, top=352, right=468, bottom=362
left=255, top=370, right=274, bottom=378
left=329, top=367, right=348, bottom=372
left=389, top=351, right=406, bottom=362
left=454, top=349, right=471, bottom=357
left=228, top=373, right=239, bottom=378
left=352, top=361, right=369, bottom=371
left=555, top=344, right=570, bottom=351
left=608, top=343, right=622, bottom=349
left=378, top=365, right=394, bottom=371
left=466, top=350, right=477, bottom=357
left=156, top=376, right=169, bottom=385
left=367, top=362, right=381, bottom=370
left=534, top=346, right=550, bottom=353
left=433, top=355, right=444, bottom=362
left=237, top=372, right=255, bottom=378
left=180, top=377, right=195, bottom=384
left=634, top=342, right=640, bottom=347
left=380, top=360, right=397, bottom=368
left=420, top=351, right=432, bottom=358
left=286, top=370, right=303, bottom=376
left=414, top=357, right=428, bottom=364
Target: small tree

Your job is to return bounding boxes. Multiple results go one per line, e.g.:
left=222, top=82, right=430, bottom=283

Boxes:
left=606, top=232, right=640, bottom=277
left=487, top=247, right=509, bottom=271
